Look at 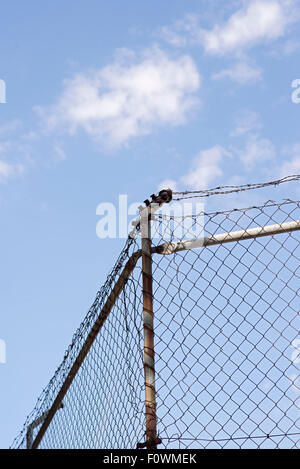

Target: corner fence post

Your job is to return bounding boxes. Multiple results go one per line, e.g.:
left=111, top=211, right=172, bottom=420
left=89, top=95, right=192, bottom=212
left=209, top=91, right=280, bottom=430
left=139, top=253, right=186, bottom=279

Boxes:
left=141, top=206, right=159, bottom=449
left=135, top=190, right=172, bottom=450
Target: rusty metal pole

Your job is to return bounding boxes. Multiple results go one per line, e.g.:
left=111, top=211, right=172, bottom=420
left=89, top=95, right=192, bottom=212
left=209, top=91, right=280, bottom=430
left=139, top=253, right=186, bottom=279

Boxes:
left=140, top=206, right=159, bottom=449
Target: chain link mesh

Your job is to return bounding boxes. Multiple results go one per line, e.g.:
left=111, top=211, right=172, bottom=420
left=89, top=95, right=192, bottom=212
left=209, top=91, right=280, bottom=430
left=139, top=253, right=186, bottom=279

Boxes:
left=152, top=199, right=300, bottom=448
left=11, top=197, right=300, bottom=449
left=11, top=236, right=145, bottom=449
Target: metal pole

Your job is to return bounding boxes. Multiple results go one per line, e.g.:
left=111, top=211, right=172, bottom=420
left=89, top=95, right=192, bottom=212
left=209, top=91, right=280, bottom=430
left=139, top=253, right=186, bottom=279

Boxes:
left=153, top=220, right=300, bottom=256
left=141, top=207, right=158, bottom=449
left=26, top=403, right=64, bottom=449
left=30, top=189, right=171, bottom=450
left=31, top=250, right=141, bottom=449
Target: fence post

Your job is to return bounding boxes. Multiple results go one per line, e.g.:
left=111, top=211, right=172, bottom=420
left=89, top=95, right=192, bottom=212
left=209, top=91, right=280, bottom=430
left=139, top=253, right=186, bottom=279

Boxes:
left=140, top=206, right=159, bottom=449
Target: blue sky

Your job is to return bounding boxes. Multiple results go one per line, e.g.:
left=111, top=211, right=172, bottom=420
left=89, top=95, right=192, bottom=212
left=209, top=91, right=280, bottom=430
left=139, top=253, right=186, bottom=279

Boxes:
left=1, top=0, right=300, bottom=448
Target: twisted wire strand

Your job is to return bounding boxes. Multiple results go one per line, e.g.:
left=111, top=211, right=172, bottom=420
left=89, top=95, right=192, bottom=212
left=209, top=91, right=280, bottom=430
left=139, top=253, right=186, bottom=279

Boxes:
left=173, top=175, right=300, bottom=200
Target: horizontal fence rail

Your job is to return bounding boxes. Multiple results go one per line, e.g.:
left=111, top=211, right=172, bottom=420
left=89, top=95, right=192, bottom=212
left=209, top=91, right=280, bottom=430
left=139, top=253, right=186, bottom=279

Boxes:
left=153, top=220, right=300, bottom=255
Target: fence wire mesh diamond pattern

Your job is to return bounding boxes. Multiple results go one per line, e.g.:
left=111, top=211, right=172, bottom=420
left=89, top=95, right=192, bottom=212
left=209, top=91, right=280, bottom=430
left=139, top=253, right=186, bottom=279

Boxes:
left=152, top=200, right=300, bottom=448
left=12, top=198, right=300, bottom=449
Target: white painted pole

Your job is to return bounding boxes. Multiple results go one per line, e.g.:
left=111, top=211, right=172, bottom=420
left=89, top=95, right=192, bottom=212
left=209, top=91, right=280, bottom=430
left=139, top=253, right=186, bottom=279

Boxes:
left=153, top=220, right=300, bottom=256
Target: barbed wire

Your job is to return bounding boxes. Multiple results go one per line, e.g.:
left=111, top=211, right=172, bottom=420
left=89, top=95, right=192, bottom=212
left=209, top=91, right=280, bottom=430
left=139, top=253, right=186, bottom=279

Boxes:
left=173, top=175, right=300, bottom=200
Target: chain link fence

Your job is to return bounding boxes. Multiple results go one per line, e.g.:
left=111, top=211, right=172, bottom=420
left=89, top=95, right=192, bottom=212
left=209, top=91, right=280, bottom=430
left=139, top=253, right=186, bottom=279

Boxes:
left=11, top=194, right=300, bottom=449
left=12, top=236, right=145, bottom=449
left=152, top=199, right=300, bottom=448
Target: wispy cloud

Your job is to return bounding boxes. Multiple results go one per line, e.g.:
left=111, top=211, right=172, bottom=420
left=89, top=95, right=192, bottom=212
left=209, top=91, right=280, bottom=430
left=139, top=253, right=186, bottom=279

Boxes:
left=278, top=143, right=300, bottom=175
left=159, top=1, right=299, bottom=56
left=0, top=120, right=34, bottom=183
left=230, top=110, right=262, bottom=137
left=158, top=13, right=203, bottom=47
left=0, top=119, right=22, bottom=137
left=279, top=155, right=300, bottom=175
left=181, top=145, right=231, bottom=190
left=53, top=144, right=67, bottom=162
left=270, top=38, right=300, bottom=57
left=160, top=113, right=279, bottom=194
left=39, top=48, right=201, bottom=149
left=0, top=159, right=25, bottom=182
left=236, top=134, right=276, bottom=170
left=212, top=60, right=263, bottom=84
left=158, top=179, right=177, bottom=191
left=202, top=0, right=297, bottom=56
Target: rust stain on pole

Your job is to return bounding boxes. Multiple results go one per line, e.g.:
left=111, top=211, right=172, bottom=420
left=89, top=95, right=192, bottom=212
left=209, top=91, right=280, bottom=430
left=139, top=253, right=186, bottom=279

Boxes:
left=141, top=209, right=158, bottom=449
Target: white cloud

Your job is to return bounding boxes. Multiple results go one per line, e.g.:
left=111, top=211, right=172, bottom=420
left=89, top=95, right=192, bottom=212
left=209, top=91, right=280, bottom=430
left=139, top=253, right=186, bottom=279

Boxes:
left=159, top=26, right=188, bottom=48
left=40, top=48, right=201, bottom=148
left=158, top=179, right=177, bottom=191
left=0, top=160, right=14, bottom=179
left=237, top=134, right=276, bottom=170
left=230, top=110, right=262, bottom=137
left=278, top=143, right=300, bottom=175
left=0, top=120, right=22, bottom=137
left=279, top=155, right=300, bottom=174
left=281, top=38, right=300, bottom=54
left=158, top=14, right=202, bottom=47
left=0, top=160, right=25, bottom=181
left=270, top=38, right=300, bottom=56
left=181, top=145, right=230, bottom=189
left=53, top=144, right=67, bottom=162
left=212, top=60, right=263, bottom=84
left=160, top=1, right=299, bottom=55
left=203, top=0, right=296, bottom=55
left=0, top=120, right=33, bottom=182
